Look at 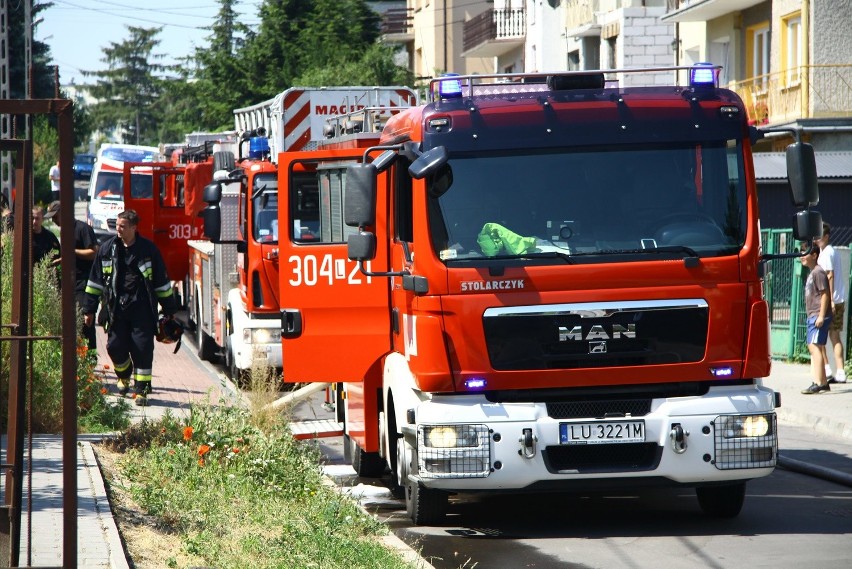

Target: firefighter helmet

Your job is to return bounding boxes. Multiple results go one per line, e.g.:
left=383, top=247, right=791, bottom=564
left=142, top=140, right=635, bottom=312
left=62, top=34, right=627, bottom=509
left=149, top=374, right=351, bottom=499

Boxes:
left=156, top=316, right=183, bottom=352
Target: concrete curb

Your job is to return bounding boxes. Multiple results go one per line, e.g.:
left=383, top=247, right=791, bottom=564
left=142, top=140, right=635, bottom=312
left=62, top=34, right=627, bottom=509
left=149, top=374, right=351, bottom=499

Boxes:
left=79, top=442, right=130, bottom=569
left=777, top=407, right=852, bottom=441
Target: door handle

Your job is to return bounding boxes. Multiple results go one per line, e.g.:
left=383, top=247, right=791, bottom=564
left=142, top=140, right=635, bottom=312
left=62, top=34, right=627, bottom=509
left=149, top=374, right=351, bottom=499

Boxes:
left=281, top=309, right=302, bottom=339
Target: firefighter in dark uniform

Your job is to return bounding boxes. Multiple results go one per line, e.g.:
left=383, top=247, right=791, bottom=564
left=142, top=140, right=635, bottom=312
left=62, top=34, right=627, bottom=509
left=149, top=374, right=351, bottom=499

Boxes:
left=82, top=209, right=177, bottom=405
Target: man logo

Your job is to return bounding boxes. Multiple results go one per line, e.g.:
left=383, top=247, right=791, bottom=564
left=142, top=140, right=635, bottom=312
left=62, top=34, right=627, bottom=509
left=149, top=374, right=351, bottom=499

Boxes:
left=589, top=341, right=607, bottom=354
left=558, top=323, right=636, bottom=342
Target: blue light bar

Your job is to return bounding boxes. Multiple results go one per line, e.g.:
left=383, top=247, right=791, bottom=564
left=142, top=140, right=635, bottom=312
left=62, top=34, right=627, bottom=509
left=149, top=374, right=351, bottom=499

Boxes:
left=464, top=378, right=487, bottom=390
left=437, top=73, right=463, bottom=99
left=689, top=63, right=719, bottom=88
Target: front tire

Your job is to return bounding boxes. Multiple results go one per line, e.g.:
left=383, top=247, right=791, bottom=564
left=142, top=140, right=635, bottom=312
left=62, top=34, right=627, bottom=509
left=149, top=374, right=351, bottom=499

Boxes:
left=406, top=480, right=448, bottom=526
left=696, top=482, right=746, bottom=518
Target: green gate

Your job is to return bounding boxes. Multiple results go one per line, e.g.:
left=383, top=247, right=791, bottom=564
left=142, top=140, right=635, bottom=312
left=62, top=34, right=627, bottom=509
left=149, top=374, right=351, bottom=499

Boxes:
left=762, top=229, right=808, bottom=359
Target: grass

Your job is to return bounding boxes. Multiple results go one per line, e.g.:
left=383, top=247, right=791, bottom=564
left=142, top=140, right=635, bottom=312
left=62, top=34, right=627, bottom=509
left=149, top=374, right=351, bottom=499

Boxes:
left=0, top=229, right=131, bottom=433
left=100, top=367, right=423, bottom=569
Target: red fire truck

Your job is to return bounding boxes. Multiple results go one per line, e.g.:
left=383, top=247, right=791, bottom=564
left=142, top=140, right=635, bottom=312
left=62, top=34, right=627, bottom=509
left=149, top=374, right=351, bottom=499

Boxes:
left=211, top=65, right=822, bottom=524
left=198, top=87, right=417, bottom=380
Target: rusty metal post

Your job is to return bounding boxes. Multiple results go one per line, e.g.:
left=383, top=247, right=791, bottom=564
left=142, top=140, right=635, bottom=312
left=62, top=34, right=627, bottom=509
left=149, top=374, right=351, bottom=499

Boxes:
left=57, top=99, right=78, bottom=569
left=1, top=138, right=33, bottom=567
left=0, top=98, right=76, bottom=568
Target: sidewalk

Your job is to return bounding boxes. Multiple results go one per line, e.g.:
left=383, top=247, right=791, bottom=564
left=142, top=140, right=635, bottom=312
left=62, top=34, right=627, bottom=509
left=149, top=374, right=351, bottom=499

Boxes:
left=18, top=324, right=237, bottom=567
left=19, top=352, right=852, bottom=567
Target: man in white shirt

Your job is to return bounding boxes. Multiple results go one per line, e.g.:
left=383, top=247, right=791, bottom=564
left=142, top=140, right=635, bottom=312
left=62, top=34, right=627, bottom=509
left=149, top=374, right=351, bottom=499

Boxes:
left=49, top=161, right=60, bottom=201
left=817, top=222, right=848, bottom=383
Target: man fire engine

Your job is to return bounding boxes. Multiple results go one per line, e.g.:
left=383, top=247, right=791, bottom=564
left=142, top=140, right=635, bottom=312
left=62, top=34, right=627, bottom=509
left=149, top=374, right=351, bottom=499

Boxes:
left=214, top=65, right=821, bottom=524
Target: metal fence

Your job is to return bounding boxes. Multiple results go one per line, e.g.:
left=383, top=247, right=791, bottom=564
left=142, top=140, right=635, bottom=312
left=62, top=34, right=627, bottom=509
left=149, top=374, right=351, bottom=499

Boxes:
left=762, top=227, right=851, bottom=361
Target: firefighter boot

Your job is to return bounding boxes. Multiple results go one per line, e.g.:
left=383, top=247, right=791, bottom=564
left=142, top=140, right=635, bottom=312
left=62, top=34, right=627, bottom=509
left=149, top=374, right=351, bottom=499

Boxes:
left=114, top=357, right=132, bottom=397
left=134, top=380, right=152, bottom=407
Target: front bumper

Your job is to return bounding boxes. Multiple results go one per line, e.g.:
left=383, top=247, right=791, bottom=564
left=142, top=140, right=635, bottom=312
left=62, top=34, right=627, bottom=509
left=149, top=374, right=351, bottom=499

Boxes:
left=412, top=383, right=777, bottom=492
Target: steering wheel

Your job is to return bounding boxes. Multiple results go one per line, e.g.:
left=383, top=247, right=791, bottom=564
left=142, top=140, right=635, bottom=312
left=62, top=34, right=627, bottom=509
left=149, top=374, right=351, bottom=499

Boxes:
left=646, top=212, right=718, bottom=234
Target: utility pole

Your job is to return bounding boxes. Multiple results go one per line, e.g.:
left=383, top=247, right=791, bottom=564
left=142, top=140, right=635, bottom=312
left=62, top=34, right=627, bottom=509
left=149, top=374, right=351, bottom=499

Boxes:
left=0, top=0, right=12, bottom=198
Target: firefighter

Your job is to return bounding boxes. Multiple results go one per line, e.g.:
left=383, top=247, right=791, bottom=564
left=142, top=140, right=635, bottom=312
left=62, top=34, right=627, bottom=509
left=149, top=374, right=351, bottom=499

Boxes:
left=82, top=209, right=177, bottom=405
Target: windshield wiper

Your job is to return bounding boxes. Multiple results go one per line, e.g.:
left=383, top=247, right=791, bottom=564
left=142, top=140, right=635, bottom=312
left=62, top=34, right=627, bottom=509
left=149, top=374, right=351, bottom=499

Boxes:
left=577, top=245, right=700, bottom=258
left=448, top=251, right=574, bottom=264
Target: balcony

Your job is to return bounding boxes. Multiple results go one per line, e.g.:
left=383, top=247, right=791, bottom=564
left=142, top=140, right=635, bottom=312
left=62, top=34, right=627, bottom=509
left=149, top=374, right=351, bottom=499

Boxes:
left=381, top=8, right=413, bottom=43
left=728, top=65, right=852, bottom=126
left=462, top=8, right=526, bottom=59
left=662, top=0, right=765, bottom=22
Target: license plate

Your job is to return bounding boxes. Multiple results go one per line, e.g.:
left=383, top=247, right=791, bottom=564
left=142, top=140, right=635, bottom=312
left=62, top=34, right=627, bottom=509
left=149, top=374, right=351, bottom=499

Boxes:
left=560, top=421, right=645, bottom=445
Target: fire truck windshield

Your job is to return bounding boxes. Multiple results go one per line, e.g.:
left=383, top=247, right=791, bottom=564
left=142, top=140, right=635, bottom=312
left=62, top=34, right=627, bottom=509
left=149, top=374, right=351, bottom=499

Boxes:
left=430, top=141, right=747, bottom=264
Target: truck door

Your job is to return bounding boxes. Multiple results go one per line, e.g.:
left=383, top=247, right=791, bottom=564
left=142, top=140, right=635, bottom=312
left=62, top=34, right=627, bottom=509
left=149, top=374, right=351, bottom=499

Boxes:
left=278, top=151, right=391, bottom=383
left=123, top=162, right=199, bottom=283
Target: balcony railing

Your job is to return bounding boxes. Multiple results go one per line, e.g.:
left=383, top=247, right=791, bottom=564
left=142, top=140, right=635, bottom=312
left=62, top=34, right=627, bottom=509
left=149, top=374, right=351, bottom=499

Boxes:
left=463, top=8, right=526, bottom=54
left=728, top=65, right=852, bottom=125
left=381, top=8, right=413, bottom=37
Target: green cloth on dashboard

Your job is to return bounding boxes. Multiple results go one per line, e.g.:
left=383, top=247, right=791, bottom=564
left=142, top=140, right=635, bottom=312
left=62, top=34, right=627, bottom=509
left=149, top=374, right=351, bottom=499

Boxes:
left=477, top=223, right=537, bottom=256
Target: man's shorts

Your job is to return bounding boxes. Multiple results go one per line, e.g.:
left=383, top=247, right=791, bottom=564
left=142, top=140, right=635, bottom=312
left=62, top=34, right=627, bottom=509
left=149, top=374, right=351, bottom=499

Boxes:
left=829, top=303, right=845, bottom=332
left=807, top=314, right=832, bottom=345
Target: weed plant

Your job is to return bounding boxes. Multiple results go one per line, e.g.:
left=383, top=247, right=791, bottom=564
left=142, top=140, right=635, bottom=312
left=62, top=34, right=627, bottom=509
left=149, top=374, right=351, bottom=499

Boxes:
left=0, top=230, right=130, bottom=432
left=107, top=379, right=419, bottom=569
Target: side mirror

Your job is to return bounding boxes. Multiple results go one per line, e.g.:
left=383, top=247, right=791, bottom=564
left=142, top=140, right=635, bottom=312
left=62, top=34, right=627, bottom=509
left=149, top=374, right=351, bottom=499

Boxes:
left=344, top=163, right=377, bottom=227
left=202, top=206, right=221, bottom=242
left=793, top=209, right=823, bottom=241
left=372, top=149, right=397, bottom=173
left=203, top=182, right=222, bottom=204
left=348, top=231, right=377, bottom=261
left=787, top=142, right=818, bottom=207
left=428, top=165, right=454, bottom=198
left=409, top=146, right=448, bottom=179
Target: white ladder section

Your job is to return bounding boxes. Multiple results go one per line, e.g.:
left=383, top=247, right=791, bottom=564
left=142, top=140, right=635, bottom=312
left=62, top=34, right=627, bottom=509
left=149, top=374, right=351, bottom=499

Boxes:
left=289, top=419, right=344, bottom=440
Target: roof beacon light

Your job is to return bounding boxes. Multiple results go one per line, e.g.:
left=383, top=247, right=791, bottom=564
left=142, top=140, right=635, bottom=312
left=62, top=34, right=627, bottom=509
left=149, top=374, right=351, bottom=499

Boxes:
left=689, top=63, right=719, bottom=88
left=437, top=73, right=463, bottom=100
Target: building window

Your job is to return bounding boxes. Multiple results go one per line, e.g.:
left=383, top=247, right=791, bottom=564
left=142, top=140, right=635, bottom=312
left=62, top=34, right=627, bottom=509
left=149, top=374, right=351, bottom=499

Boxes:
left=782, top=13, right=802, bottom=85
left=607, top=37, right=618, bottom=69
left=746, top=23, right=770, bottom=88
left=567, top=50, right=579, bottom=71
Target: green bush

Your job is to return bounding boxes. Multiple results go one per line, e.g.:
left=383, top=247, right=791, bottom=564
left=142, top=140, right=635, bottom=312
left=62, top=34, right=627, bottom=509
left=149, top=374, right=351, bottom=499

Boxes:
left=0, top=230, right=130, bottom=432
left=108, top=406, right=417, bottom=568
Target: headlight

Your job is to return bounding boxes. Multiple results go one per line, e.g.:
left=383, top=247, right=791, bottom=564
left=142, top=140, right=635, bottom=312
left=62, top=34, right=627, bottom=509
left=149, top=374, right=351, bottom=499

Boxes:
left=423, top=425, right=480, bottom=448
left=718, top=414, right=773, bottom=439
left=243, top=328, right=282, bottom=344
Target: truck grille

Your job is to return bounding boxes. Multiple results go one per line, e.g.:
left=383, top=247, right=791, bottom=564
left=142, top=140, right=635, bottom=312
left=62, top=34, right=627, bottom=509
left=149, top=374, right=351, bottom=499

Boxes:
left=546, top=399, right=651, bottom=419
left=543, top=443, right=661, bottom=474
left=483, top=299, right=708, bottom=371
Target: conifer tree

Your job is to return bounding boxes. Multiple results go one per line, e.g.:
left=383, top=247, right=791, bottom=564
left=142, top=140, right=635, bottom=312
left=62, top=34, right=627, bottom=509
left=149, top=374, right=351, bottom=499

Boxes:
left=84, top=26, right=172, bottom=145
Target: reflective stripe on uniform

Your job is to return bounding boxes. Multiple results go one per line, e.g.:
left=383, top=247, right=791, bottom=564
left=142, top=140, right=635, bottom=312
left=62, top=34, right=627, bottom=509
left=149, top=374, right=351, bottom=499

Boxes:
left=114, top=357, right=132, bottom=379
left=134, top=369, right=152, bottom=383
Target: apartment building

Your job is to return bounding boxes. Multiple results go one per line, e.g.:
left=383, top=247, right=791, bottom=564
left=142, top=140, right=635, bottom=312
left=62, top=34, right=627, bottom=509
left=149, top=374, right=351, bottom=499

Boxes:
left=663, top=0, right=852, bottom=151
left=381, top=0, right=492, bottom=78
left=663, top=0, right=852, bottom=228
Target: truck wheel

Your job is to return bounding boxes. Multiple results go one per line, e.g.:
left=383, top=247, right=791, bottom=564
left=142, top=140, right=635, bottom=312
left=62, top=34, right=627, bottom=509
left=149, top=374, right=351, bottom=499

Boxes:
left=213, top=151, right=235, bottom=173
left=406, top=480, right=448, bottom=526
left=696, top=482, right=746, bottom=518
left=350, top=437, right=386, bottom=478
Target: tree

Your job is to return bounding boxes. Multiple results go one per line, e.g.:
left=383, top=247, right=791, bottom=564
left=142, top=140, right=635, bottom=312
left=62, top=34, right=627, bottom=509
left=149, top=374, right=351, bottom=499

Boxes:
left=240, top=0, right=314, bottom=100
left=84, top=26, right=172, bottom=145
left=185, top=0, right=253, bottom=130
left=295, top=44, right=414, bottom=87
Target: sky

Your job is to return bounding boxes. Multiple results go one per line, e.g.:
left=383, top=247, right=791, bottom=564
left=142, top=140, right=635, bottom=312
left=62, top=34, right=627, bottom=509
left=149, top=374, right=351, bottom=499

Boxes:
left=38, top=0, right=262, bottom=86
